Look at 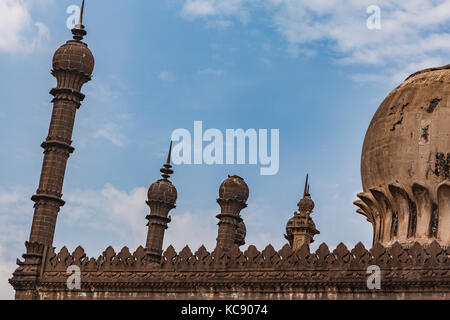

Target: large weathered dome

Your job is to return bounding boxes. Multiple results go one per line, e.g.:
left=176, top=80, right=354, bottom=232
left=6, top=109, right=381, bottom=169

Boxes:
left=356, top=65, right=450, bottom=247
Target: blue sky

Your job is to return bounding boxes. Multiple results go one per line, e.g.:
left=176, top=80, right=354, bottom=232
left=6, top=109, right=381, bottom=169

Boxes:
left=1, top=0, right=449, bottom=299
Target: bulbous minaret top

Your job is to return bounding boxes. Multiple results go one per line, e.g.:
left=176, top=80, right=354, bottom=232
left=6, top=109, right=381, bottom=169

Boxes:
left=52, top=0, right=94, bottom=83
left=297, top=176, right=315, bottom=214
left=219, top=175, right=249, bottom=203
left=147, top=141, right=178, bottom=206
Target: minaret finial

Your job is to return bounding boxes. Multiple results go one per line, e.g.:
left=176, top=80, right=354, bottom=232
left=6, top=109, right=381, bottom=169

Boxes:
left=303, top=174, right=310, bottom=197
left=72, top=0, right=87, bottom=41
left=160, top=141, right=174, bottom=181
left=80, top=0, right=85, bottom=26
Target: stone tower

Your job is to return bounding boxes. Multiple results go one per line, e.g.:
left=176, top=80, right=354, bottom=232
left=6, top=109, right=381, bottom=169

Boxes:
left=216, top=175, right=249, bottom=250
left=145, top=142, right=177, bottom=264
left=285, top=175, right=320, bottom=250
left=355, top=65, right=450, bottom=247
left=10, top=1, right=94, bottom=300
left=29, top=0, right=94, bottom=247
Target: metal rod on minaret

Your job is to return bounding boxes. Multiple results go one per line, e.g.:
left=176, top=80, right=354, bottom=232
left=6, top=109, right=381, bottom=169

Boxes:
left=72, top=0, right=87, bottom=40
left=160, top=141, right=174, bottom=181
left=166, top=141, right=172, bottom=165
left=304, top=174, right=309, bottom=197
left=79, top=0, right=85, bottom=26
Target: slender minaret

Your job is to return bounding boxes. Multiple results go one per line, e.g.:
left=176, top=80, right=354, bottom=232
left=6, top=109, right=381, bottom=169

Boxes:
left=10, top=1, right=94, bottom=300
left=145, top=142, right=177, bottom=264
left=216, top=175, right=249, bottom=250
left=29, top=0, right=94, bottom=246
left=285, top=174, right=320, bottom=250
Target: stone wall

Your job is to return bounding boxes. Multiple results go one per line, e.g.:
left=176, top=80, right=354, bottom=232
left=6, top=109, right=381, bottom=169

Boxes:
left=10, top=241, right=449, bottom=300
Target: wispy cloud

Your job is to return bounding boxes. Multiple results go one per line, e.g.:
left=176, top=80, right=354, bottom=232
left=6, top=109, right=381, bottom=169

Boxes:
left=180, top=0, right=450, bottom=84
left=182, top=0, right=251, bottom=27
left=0, top=246, right=16, bottom=300
left=93, top=122, right=127, bottom=147
left=0, top=186, right=33, bottom=300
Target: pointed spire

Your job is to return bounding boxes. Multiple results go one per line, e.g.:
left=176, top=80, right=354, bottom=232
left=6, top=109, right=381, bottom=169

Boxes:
left=72, top=0, right=87, bottom=41
left=160, top=141, right=174, bottom=181
left=303, top=174, right=310, bottom=197
left=79, top=0, right=85, bottom=26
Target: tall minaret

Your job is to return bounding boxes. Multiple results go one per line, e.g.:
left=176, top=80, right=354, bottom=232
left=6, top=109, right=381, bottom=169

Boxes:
left=10, top=1, right=94, bottom=300
left=29, top=0, right=94, bottom=246
left=285, top=174, right=320, bottom=250
left=145, top=142, right=177, bottom=264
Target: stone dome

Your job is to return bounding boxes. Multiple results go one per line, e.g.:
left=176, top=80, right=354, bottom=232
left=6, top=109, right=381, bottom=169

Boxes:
left=357, top=65, right=450, bottom=247
left=147, top=179, right=177, bottom=204
left=361, top=65, right=450, bottom=194
left=52, top=40, right=94, bottom=77
left=219, top=175, right=249, bottom=202
left=298, top=196, right=315, bottom=214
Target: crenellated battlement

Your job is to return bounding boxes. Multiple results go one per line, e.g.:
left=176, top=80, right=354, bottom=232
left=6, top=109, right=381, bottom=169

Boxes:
left=42, top=241, right=449, bottom=274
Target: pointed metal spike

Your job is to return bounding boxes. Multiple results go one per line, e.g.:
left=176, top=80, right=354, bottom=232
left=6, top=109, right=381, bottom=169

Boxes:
left=303, top=174, right=309, bottom=197
left=160, top=141, right=174, bottom=180
left=80, top=0, right=85, bottom=26
left=72, top=0, right=87, bottom=40
left=166, top=141, right=173, bottom=165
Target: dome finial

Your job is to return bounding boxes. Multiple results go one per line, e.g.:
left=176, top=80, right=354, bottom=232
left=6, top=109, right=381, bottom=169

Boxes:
left=72, top=0, right=87, bottom=41
left=298, top=174, right=314, bottom=214
left=160, top=141, right=174, bottom=181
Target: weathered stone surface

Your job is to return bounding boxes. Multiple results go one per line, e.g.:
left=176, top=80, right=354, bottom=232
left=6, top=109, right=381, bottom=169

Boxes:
left=358, top=65, right=450, bottom=247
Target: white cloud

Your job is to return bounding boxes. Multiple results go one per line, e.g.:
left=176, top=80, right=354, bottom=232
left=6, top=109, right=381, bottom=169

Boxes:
left=93, top=122, right=127, bottom=147
left=165, top=210, right=218, bottom=251
left=181, top=0, right=450, bottom=84
left=183, top=0, right=247, bottom=18
left=182, top=0, right=251, bottom=26
left=0, top=0, right=50, bottom=53
left=0, top=186, right=33, bottom=300
left=0, top=252, right=17, bottom=297
left=0, top=246, right=16, bottom=300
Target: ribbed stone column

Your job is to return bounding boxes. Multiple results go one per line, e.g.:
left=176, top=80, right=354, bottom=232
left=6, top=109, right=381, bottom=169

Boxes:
left=29, top=7, right=94, bottom=247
